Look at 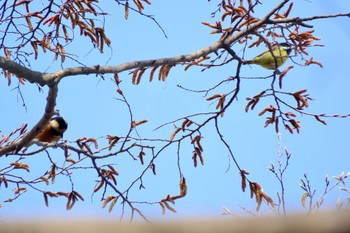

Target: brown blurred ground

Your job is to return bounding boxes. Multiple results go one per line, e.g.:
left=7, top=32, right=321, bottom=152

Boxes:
left=1, top=210, right=350, bottom=233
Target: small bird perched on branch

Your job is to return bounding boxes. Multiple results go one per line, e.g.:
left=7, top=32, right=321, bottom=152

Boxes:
left=35, top=116, right=68, bottom=143
left=243, top=42, right=293, bottom=70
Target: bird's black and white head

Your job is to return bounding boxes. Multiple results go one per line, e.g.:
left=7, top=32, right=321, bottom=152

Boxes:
left=50, top=116, right=68, bottom=136
left=279, top=42, right=293, bottom=55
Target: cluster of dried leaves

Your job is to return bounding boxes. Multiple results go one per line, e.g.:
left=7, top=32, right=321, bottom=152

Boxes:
left=201, top=0, right=349, bottom=134
left=43, top=190, right=84, bottom=210
left=0, top=124, right=27, bottom=149
left=1, top=0, right=350, bottom=220
left=167, top=118, right=206, bottom=168
left=124, top=0, right=151, bottom=19
left=1, top=0, right=151, bottom=85
left=131, top=64, right=174, bottom=84
left=3, top=1, right=109, bottom=64
left=240, top=170, right=275, bottom=211
left=159, top=177, right=187, bottom=215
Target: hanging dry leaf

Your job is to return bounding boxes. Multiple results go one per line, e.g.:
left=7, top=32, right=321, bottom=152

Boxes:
left=102, top=195, right=115, bottom=209
left=109, top=196, right=119, bottom=213
left=301, top=192, right=309, bottom=208
left=169, top=127, right=181, bottom=141
left=192, top=153, right=198, bottom=167
left=149, top=66, right=159, bottom=82
left=138, top=151, right=146, bottom=165
left=163, top=201, right=177, bottom=213
left=72, top=191, right=84, bottom=201
left=151, top=163, right=156, bottom=175
left=132, top=120, right=148, bottom=128
left=43, top=192, right=49, bottom=207
left=125, top=1, right=129, bottom=19
left=159, top=201, right=166, bottom=215
left=133, top=0, right=144, bottom=12
left=94, top=178, right=105, bottom=193
left=179, top=177, right=187, bottom=197
left=315, top=115, right=327, bottom=125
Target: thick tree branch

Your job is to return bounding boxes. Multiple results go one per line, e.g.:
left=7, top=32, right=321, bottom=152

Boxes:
left=1, top=0, right=350, bottom=160
left=0, top=84, right=58, bottom=156
left=0, top=56, right=47, bottom=86
left=1, top=9, right=349, bottom=86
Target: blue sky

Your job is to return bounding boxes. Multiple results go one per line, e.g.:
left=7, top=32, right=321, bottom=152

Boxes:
left=1, top=1, right=350, bottom=221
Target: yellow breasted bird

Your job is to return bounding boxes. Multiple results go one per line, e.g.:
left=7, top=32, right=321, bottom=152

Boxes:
left=243, top=42, right=293, bottom=70
left=36, top=116, right=68, bottom=143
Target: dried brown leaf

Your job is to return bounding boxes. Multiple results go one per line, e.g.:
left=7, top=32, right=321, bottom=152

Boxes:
left=66, top=193, right=76, bottom=210
left=169, top=127, right=181, bottom=142
left=108, top=136, right=120, bottom=151
left=159, top=201, right=166, bottom=215
left=73, top=191, right=84, bottom=201
left=249, top=182, right=255, bottom=199
left=25, top=16, right=33, bottom=31
left=40, top=176, right=49, bottom=185
left=136, top=68, right=146, bottom=85
left=192, top=153, right=198, bottom=167
left=102, top=195, right=115, bottom=209
left=315, top=115, right=327, bottom=125
left=206, top=94, right=222, bottom=101
left=275, top=117, right=279, bottom=133
left=149, top=66, right=159, bottom=82
left=57, top=192, right=69, bottom=198
left=133, top=0, right=144, bottom=12
left=62, top=25, right=69, bottom=43
left=4, top=47, right=11, bottom=59
left=198, top=152, right=204, bottom=165
left=82, top=142, right=93, bottom=155
left=191, top=135, right=201, bottom=144
left=43, top=192, right=49, bottom=207
left=245, top=99, right=254, bottom=112
left=163, top=201, right=177, bottom=213
left=132, top=120, right=148, bottom=128
left=132, top=68, right=139, bottom=84
left=285, top=124, right=293, bottom=134
left=107, top=165, right=119, bottom=175
left=151, top=163, right=156, bottom=175
left=65, top=158, right=76, bottom=164
left=181, top=119, right=189, bottom=131
left=11, top=162, right=30, bottom=172
left=301, top=192, right=309, bottom=208
left=279, top=66, right=294, bottom=89
left=138, top=151, right=145, bottom=165
left=1, top=176, right=8, bottom=188
left=114, top=73, right=121, bottom=84
left=86, top=138, right=98, bottom=149
left=14, top=187, right=27, bottom=195
left=284, top=2, right=293, bottom=18
left=125, top=1, right=129, bottom=19
left=305, top=57, right=323, bottom=68
left=116, top=88, right=123, bottom=96
left=94, top=178, right=104, bottom=193
left=241, top=175, right=247, bottom=192
left=31, top=41, right=38, bottom=59
left=180, top=177, right=187, bottom=197
left=261, top=192, right=275, bottom=207
left=109, top=196, right=119, bottom=213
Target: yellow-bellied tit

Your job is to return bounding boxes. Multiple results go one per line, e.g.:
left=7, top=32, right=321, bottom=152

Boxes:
left=243, top=42, right=293, bottom=70
left=36, top=116, right=68, bottom=143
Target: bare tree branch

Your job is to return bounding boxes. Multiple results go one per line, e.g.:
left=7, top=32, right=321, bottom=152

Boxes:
left=0, top=84, right=58, bottom=156
left=1, top=0, right=350, bottom=219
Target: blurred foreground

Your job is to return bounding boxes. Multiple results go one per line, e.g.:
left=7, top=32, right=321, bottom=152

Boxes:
left=1, top=210, right=350, bottom=233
